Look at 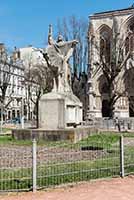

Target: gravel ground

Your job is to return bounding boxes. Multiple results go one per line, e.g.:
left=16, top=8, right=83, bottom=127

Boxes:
left=0, top=145, right=107, bottom=168
left=0, top=176, right=134, bottom=200
left=1, top=137, right=133, bottom=168
left=124, top=137, right=134, bottom=146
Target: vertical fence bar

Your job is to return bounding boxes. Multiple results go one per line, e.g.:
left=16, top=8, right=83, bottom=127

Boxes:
left=32, top=139, right=37, bottom=192
left=120, top=135, right=124, bottom=178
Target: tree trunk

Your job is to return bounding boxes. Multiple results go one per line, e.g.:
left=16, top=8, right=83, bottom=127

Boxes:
left=36, top=99, right=39, bottom=128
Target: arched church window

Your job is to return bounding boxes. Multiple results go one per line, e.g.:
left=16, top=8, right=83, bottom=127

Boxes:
left=100, top=38, right=105, bottom=56
left=129, top=21, right=134, bottom=32
left=125, top=21, right=134, bottom=54
left=130, top=35, right=134, bottom=52
left=125, top=37, right=129, bottom=55
left=101, top=82, right=109, bottom=93
left=100, top=26, right=111, bottom=64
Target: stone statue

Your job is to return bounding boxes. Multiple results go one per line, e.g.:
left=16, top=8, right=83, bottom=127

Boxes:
left=39, top=25, right=82, bottom=130
left=42, top=25, right=78, bottom=93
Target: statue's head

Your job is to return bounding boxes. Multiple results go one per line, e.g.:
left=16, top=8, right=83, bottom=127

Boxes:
left=57, top=35, right=63, bottom=43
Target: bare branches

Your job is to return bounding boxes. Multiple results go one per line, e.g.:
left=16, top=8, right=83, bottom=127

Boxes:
left=92, top=18, right=133, bottom=117
left=24, top=54, right=53, bottom=127
left=56, top=16, right=88, bottom=75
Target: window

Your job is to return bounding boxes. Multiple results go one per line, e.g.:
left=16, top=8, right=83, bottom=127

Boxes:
left=100, top=25, right=111, bottom=64
left=125, top=20, right=134, bottom=54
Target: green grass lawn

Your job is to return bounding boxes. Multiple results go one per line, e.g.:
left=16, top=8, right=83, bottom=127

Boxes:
left=0, top=132, right=134, bottom=191
left=0, top=131, right=133, bottom=146
left=0, top=132, right=121, bottom=146
left=0, top=154, right=121, bottom=191
left=0, top=127, right=12, bottom=133
left=0, top=135, right=71, bottom=146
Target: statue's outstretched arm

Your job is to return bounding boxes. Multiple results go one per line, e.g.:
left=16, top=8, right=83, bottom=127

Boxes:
left=66, top=40, right=78, bottom=47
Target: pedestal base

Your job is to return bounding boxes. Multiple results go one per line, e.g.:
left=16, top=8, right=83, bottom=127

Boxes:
left=39, top=92, right=83, bottom=130
left=87, top=110, right=102, bottom=119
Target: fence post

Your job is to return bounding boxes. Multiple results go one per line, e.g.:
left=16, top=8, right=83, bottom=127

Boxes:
left=32, top=139, right=37, bottom=192
left=120, top=135, right=124, bottom=178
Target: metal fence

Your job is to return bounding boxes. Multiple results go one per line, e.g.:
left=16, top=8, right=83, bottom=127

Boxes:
left=0, top=135, right=134, bottom=192
left=123, top=136, right=134, bottom=176
left=90, top=118, right=134, bottom=131
left=0, top=144, right=33, bottom=192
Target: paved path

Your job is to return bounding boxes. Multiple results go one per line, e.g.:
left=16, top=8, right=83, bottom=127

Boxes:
left=0, top=176, right=134, bottom=200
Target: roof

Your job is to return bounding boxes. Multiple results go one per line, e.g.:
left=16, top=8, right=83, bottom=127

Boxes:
left=94, top=6, right=134, bottom=15
left=90, top=6, right=134, bottom=19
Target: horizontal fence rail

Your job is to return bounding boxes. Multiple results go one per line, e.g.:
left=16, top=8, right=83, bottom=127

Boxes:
left=0, top=134, right=134, bottom=192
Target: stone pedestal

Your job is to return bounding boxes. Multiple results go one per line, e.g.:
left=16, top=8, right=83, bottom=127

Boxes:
left=39, top=92, right=82, bottom=130
left=87, top=109, right=102, bottom=119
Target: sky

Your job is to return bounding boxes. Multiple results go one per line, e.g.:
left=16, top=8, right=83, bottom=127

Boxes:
left=0, top=0, right=134, bottom=49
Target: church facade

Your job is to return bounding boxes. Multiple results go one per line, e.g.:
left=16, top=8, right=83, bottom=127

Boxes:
left=87, top=6, right=134, bottom=119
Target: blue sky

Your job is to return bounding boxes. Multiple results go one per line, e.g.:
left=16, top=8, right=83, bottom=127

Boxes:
left=0, top=0, right=133, bottom=49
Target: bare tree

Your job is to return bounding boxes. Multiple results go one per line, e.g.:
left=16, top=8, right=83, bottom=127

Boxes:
left=92, top=18, right=131, bottom=117
left=57, top=16, right=88, bottom=75
left=24, top=62, right=53, bottom=128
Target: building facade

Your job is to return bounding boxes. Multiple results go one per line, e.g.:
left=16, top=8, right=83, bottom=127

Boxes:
left=0, top=45, right=45, bottom=123
left=0, top=44, right=25, bottom=122
left=19, top=46, right=46, bottom=121
left=88, top=6, right=134, bottom=119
